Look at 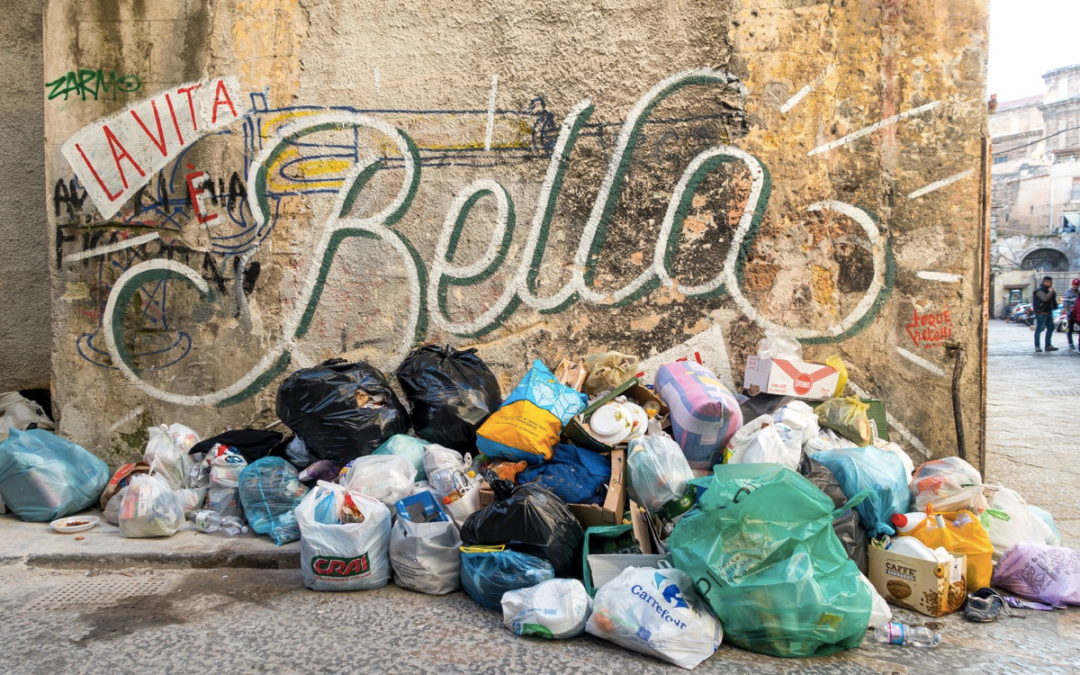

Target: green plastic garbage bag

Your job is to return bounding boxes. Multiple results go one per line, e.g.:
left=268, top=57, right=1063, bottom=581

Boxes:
left=669, top=463, right=872, bottom=658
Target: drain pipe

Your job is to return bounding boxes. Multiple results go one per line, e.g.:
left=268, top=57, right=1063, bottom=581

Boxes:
left=947, top=345, right=966, bottom=461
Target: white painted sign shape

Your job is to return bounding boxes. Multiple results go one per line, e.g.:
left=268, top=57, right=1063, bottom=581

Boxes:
left=61, top=77, right=243, bottom=219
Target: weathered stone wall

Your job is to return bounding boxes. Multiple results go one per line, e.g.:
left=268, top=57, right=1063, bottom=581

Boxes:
left=0, top=0, right=50, bottom=391
left=45, top=0, right=990, bottom=468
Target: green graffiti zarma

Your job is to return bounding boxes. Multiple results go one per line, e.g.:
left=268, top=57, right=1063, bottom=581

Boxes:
left=102, top=69, right=893, bottom=409
left=47, top=68, right=141, bottom=101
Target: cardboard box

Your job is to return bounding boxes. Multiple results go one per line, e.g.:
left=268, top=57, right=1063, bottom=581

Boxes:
left=742, top=356, right=839, bottom=401
left=868, top=545, right=967, bottom=617
left=478, top=448, right=627, bottom=529
left=582, top=500, right=665, bottom=595
left=563, top=378, right=669, bottom=453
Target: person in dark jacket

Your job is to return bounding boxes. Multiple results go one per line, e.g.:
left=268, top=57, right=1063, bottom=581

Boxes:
left=1033, top=276, right=1060, bottom=352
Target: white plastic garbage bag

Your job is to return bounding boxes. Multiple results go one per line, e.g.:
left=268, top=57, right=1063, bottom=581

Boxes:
left=774, top=400, right=819, bottom=447
left=859, top=573, right=892, bottom=627
left=757, top=327, right=802, bottom=361
left=723, top=415, right=801, bottom=470
left=103, top=487, right=126, bottom=525
left=586, top=566, right=722, bottom=670
left=390, top=515, right=461, bottom=595
left=295, top=482, right=392, bottom=591
left=627, top=434, right=694, bottom=513
left=144, top=424, right=196, bottom=492
left=118, top=474, right=184, bottom=538
left=502, top=578, right=592, bottom=639
left=0, top=391, right=54, bottom=442
left=910, top=457, right=991, bottom=513
left=341, top=455, right=416, bottom=508
left=986, top=488, right=1057, bottom=561
left=175, top=487, right=207, bottom=517
left=207, top=446, right=247, bottom=519
left=423, top=443, right=468, bottom=479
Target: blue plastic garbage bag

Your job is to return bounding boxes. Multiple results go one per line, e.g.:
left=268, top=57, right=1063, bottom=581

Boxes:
left=238, top=457, right=310, bottom=545
left=517, top=444, right=611, bottom=505
left=0, top=428, right=109, bottom=522
left=811, top=446, right=910, bottom=538
left=373, top=435, right=428, bottom=481
left=459, top=546, right=555, bottom=610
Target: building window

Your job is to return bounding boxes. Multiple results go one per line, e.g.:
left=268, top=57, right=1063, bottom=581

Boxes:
left=1073, top=179, right=1080, bottom=201
left=993, top=156, right=1008, bottom=165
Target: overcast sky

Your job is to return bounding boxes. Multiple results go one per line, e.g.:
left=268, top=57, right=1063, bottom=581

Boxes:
left=989, top=0, right=1080, bottom=102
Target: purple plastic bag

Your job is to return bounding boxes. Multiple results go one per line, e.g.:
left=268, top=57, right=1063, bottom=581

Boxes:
left=991, top=542, right=1080, bottom=607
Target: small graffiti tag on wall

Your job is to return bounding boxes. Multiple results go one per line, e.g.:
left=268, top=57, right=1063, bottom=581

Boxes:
left=47, top=68, right=141, bottom=101
left=906, top=305, right=952, bottom=349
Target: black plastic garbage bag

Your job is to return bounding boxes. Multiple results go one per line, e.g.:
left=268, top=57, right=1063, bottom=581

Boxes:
left=460, top=479, right=583, bottom=577
left=190, top=429, right=285, bottom=464
left=738, top=392, right=794, bottom=423
left=799, top=454, right=869, bottom=574
left=395, top=345, right=502, bottom=454
left=276, top=359, right=409, bottom=464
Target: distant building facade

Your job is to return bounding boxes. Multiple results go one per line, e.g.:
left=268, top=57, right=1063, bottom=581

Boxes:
left=991, top=65, right=1080, bottom=274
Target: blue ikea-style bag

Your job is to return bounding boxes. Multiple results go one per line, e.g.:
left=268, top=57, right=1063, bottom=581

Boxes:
left=517, top=444, right=611, bottom=505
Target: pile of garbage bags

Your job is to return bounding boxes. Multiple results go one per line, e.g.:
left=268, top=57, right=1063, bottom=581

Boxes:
left=0, top=334, right=1074, bottom=671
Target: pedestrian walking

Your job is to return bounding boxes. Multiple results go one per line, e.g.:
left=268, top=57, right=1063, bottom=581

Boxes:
left=1033, top=276, right=1060, bottom=352
left=1065, top=279, right=1080, bottom=349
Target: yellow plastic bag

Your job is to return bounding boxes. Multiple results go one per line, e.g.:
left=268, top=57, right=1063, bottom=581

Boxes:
left=816, top=396, right=872, bottom=446
left=825, top=355, right=848, bottom=398
left=906, top=509, right=994, bottom=591
left=582, top=352, right=640, bottom=396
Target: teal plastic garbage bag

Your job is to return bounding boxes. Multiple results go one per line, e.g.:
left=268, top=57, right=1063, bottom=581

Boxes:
left=238, top=458, right=309, bottom=545
left=0, top=428, right=109, bottom=522
left=373, top=435, right=428, bottom=481
left=811, top=446, right=910, bottom=538
left=459, top=546, right=555, bottom=610
left=669, top=463, right=872, bottom=658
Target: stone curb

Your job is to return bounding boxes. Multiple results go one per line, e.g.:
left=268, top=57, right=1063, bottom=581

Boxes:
left=14, top=549, right=301, bottom=570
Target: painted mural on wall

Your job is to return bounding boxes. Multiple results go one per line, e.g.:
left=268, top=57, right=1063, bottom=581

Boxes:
left=48, top=0, right=987, bottom=462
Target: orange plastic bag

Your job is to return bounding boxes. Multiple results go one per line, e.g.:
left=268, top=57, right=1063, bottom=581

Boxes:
left=905, top=508, right=994, bottom=590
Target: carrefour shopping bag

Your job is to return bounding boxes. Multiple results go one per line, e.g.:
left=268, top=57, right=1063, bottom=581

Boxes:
left=669, top=463, right=872, bottom=658
left=476, top=360, right=587, bottom=465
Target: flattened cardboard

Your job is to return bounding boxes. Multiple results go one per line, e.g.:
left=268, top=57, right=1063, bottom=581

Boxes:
left=868, top=545, right=967, bottom=617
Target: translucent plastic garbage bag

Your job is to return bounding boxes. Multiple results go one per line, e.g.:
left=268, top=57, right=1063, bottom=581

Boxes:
left=626, top=434, right=694, bottom=514
left=295, top=482, right=392, bottom=591
left=910, top=456, right=991, bottom=514
left=985, top=488, right=1058, bottom=561
left=723, top=415, right=801, bottom=470
left=340, top=455, right=416, bottom=508
left=669, top=463, right=872, bottom=658
left=119, top=473, right=185, bottom=538
left=373, top=434, right=429, bottom=481
left=459, top=546, right=554, bottom=610
left=993, top=542, right=1080, bottom=607
left=812, top=446, right=910, bottom=538
left=238, top=457, right=309, bottom=546
left=503, top=578, right=592, bottom=639
left=586, top=566, right=721, bottom=669
left=0, top=428, right=109, bottom=522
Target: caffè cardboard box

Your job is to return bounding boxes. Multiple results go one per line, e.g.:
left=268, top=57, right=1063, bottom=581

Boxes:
left=868, top=545, right=967, bottom=617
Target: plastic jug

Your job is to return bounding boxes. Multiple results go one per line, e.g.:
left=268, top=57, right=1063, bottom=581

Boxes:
left=891, top=512, right=928, bottom=534
left=887, top=536, right=950, bottom=563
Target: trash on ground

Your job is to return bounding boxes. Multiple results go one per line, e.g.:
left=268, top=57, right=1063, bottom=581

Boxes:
left=586, top=566, right=721, bottom=669
left=118, top=473, right=185, bottom=538
left=396, top=345, right=502, bottom=454
left=238, top=457, right=309, bottom=546
left=295, top=481, right=392, bottom=591
left=50, top=515, right=99, bottom=533
left=992, top=542, right=1080, bottom=607
left=460, top=545, right=555, bottom=610
left=0, top=428, right=109, bottom=522
left=868, top=537, right=966, bottom=617
left=655, top=361, right=742, bottom=472
left=390, top=491, right=461, bottom=595
left=812, top=445, right=910, bottom=538
left=277, top=359, right=409, bottom=464
left=502, top=578, right=591, bottom=639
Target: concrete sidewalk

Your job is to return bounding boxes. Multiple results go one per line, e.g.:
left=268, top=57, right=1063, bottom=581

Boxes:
left=0, top=510, right=299, bottom=570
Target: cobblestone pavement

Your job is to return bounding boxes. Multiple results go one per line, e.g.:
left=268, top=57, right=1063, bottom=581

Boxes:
left=984, top=319, right=1080, bottom=544
left=0, top=323, right=1075, bottom=674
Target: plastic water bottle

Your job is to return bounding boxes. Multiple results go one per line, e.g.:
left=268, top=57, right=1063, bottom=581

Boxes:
left=191, top=510, right=248, bottom=536
left=873, top=622, right=941, bottom=648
